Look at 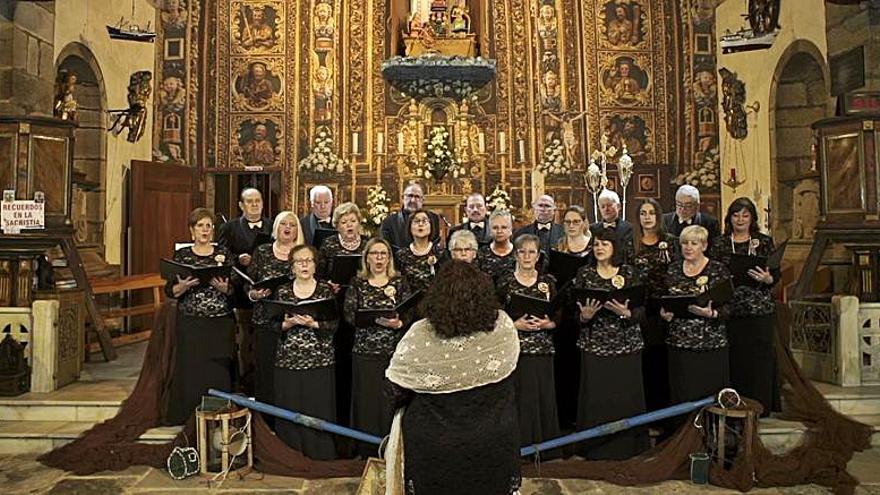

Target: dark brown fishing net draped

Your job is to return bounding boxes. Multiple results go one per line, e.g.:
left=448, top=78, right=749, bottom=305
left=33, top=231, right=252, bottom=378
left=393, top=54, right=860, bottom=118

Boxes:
left=40, top=302, right=870, bottom=492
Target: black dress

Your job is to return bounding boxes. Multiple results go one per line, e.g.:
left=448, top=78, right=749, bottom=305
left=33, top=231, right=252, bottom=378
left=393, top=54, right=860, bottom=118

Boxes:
left=163, top=246, right=236, bottom=425
left=273, top=280, right=339, bottom=460
left=710, top=234, right=779, bottom=415
left=663, top=259, right=732, bottom=407
left=477, top=244, right=516, bottom=282
left=246, top=243, right=290, bottom=408
left=343, top=275, right=411, bottom=457
left=496, top=272, right=561, bottom=458
left=392, top=377, right=522, bottom=495
left=572, top=264, right=649, bottom=460
left=395, top=242, right=446, bottom=293
left=632, top=234, right=678, bottom=412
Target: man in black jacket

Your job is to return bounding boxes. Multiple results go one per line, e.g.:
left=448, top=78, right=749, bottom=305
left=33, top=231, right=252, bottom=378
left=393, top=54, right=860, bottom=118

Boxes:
left=447, top=192, right=492, bottom=246
left=300, top=184, right=334, bottom=246
left=380, top=182, right=441, bottom=248
left=661, top=184, right=720, bottom=244
left=589, top=188, right=635, bottom=260
left=513, top=194, right=564, bottom=255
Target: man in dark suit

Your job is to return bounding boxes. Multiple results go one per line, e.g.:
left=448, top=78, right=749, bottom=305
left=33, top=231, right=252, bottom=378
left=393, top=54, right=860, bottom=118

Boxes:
left=447, top=192, right=492, bottom=246
left=514, top=194, right=564, bottom=255
left=589, top=188, right=635, bottom=260
left=380, top=182, right=441, bottom=248
left=661, top=184, right=720, bottom=244
left=300, top=184, right=334, bottom=246
left=217, top=187, right=272, bottom=393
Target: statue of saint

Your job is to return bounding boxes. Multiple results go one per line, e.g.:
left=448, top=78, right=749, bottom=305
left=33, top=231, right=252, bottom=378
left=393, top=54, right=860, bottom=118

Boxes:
left=611, top=62, right=642, bottom=101
left=315, top=2, right=335, bottom=40
left=53, top=70, right=78, bottom=122
left=545, top=110, right=587, bottom=167
left=242, top=124, right=275, bottom=166
left=314, top=65, right=334, bottom=122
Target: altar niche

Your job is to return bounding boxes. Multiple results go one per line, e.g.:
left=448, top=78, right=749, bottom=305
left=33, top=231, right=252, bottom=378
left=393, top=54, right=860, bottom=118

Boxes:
left=393, top=0, right=484, bottom=57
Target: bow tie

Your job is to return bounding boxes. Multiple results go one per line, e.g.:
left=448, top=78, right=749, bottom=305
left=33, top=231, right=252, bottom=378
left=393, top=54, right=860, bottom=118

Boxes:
left=470, top=222, right=485, bottom=230
left=248, top=221, right=262, bottom=229
left=603, top=222, right=617, bottom=229
left=537, top=222, right=552, bottom=231
left=678, top=217, right=693, bottom=225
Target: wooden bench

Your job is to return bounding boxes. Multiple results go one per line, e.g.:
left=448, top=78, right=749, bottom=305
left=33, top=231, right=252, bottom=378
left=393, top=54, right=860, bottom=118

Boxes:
left=86, top=273, right=165, bottom=354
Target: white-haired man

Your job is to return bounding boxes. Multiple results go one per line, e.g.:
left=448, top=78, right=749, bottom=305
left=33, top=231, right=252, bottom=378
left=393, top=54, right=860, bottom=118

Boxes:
left=661, top=184, right=720, bottom=244
left=513, top=194, right=564, bottom=256
left=301, top=184, right=334, bottom=246
left=589, top=188, right=634, bottom=259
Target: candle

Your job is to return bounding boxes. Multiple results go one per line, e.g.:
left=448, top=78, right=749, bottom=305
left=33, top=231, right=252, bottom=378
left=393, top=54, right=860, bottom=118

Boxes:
left=376, top=131, right=384, bottom=153
left=499, top=131, right=507, bottom=153
left=518, top=139, right=526, bottom=163
left=730, top=168, right=737, bottom=181
left=352, top=132, right=359, bottom=154
left=478, top=132, right=485, bottom=153
left=397, top=132, right=404, bottom=154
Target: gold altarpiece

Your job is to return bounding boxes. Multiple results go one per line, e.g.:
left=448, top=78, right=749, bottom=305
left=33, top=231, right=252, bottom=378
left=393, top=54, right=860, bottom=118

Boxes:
left=153, top=0, right=722, bottom=219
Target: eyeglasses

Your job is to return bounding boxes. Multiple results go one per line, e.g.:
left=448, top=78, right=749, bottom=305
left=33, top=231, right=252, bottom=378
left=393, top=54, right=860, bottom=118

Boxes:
left=404, top=193, right=423, bottom=199
left=195, top=223, right=214, bottom=230
left=292, top=258, right=314, bottom=265
left=451, top=247, right=476, bottom=253
left=675, top=201, right=698, bottom=209
left=412, top=218, right=430, bottom=225
left=367, top=251, right=389, bottom=258
left=517, top=249, right=539, bottom=256
left=535, top=203, right=554, bottom=209
left=563, top=219, right=583, bottom=225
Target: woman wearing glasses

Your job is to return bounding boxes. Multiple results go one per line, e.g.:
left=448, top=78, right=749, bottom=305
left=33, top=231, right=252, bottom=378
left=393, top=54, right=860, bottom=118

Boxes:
left=343, top=238, right=411, bottom=457
left=448, top=229, right=479, bottom=263
left=477, top=209, right=517, bottom=281
left=273, top=244, right=339, bottom=459
left=555, top=205, right=593, bottom=257
left=164, top=208, right=236, bottom=425
left=496, top=234, right=561, bottom=457
left=395, top=209, right=446, bottom=292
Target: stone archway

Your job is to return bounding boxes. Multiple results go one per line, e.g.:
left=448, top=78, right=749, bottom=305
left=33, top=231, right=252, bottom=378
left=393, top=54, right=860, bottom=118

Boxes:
left=55, top=43, right=108, bottom=252
left=768, top=41, right=829, bottom=243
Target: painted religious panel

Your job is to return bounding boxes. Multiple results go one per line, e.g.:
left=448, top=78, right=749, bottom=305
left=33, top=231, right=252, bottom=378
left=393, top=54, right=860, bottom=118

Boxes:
left=599, top=54, right=652, bottom=107
left=232, top=1, right=284, bottom=54
left=232, top=117, right=284, bottom=168
left=600, top=112, right=654, bottom=162
left=598, top=0, right=649, bottom=50
left=232, top=59, right=284, bottom=111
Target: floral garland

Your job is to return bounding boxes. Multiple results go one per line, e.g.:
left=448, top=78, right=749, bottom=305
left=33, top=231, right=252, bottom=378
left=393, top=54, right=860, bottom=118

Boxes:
left=672, top=146, right=719, bottom=190
left=298, top=128, right=347, bottom=175
left=486, top=184, right=512, bottom=213
left=536, top=138, right=569, bottom=176
left=417, top=126, right=466, bottom=181
left=365, top=185, right=391, bottom=235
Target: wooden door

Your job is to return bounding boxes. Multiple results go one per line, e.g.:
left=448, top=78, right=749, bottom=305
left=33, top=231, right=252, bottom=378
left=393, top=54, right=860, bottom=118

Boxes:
left=129, top=160, right=196, bottom=275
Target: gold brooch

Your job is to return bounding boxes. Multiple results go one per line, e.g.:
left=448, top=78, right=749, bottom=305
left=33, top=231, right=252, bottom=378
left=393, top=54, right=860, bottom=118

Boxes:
left=750, top=238, right=760, bottom=249
left=214, top=254, right=226, bottom=265
left=537, top=282, right=549, bottom=294
left=658, top=241, right=668, bottom=250
left=427, top=255, right=437, bottom=266
left=384, top=285, right=397, bottom=299
left=611, top=275, right=625, bottom=289
left=696, top=275, right=709, bottom=287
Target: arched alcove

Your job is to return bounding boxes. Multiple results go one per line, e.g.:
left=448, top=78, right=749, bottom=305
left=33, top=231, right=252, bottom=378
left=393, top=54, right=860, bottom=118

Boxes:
left=55, top=42, right=108, bottom=252
left=769, top=41, right=830, bottom=243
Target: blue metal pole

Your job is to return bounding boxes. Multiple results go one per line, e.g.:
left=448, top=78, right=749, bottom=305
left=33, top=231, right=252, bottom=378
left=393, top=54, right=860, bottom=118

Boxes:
left=519, top=396, right=715, bottom=457
left=208, top=389, right=383, bottom=445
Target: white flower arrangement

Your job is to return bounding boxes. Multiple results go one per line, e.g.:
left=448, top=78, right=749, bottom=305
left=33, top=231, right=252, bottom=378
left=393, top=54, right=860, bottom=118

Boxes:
left=365, top=185, right=391, bottom=232
left=486, top=184, right=512, bottom=213
left=672, top=146, right=720, bottom=190
left=536, top=138, right=570, bottom=176
left=417, top=126, right=466, bottom=181
left=298, top=129, right=348, bottom=175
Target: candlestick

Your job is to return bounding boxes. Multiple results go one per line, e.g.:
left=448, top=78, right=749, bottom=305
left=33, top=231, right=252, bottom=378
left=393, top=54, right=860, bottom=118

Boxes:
left=478, top=132, right=485, bottom=153
left=376, top=131, right=384, bottom=153
left=397, top=132, right=404, bottom=154
left=518, top=139, right=525, bottom=163
left=352, top=132, right=359, bottom=154
left=499, top=131, right=507, bottom=153
left=730, top=168, right=737, bottom=181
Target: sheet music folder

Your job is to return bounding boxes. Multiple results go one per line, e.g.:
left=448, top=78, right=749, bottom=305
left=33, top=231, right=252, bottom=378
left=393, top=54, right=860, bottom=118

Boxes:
left=160, top=259, right=231, bottom=285
left=354, top=290, right=423, bottom=327
left=658, top=279, right=734, bottom=318
left=331, top=254, right=362, bottom=285
left=232, top=267, right=290, bottom=292
left=505, top=292, right=561, bottom=321
left=263, top=297, right=338, bottom=321
left=570, top=285, right=647, bottom=308
left=548, top=250, right=592, bottom=286
left=729, top=240, right=788, bottom=287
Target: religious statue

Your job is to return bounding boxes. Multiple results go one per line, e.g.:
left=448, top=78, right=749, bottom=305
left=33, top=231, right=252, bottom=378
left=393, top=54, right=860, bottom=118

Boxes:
left=614, top=62, right=641, bottom=99
left=449, top=4, right=470, bottom=35
left=314, top=65, right=334, bottom=122
left=314, top=2, right=336, bottom=41
left=160, top=0, right=188, bottom=30
left=719, top=67, right=748, bottom=139
left=399, top=99, right=422, bottom=158
left=240, top=5, right=276, bottom=50
left=693, top=70, right=717, bottom=105
left=109, top=71, right=152, bottom=143
left=606, top=2, right=639, bottom=46
left=537, top=4, right=557, bottom=52
left=242, top=123, right=276, bottom=167
left=159, top=76, right=185, bottom=113
left=53, top=70, right=78, bottom=122
left=541, top=70, right=561, bottom=110
left=545, top=110, right=586, bottom=167
left=241, top=62, right=274, bottom=108
left=402, top=0, right=477, bottom=57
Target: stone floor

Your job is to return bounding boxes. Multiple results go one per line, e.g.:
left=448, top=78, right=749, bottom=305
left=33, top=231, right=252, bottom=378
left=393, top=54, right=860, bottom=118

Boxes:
left=2, top=448, right=880, bottom=494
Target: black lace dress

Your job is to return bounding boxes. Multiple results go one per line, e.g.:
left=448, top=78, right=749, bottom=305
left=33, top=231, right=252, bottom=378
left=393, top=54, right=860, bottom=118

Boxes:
left=273, top=280, right=339, bottom=460
left=246, top=243, right=291, bottom=407
left=663, top=259, right=732, bottom=407
left=163, top=246, right=236, bottom=425
left=571, top=264, right=649, bottom=459
left=477, top=244, right=516, bottom=282
left=496, top=272, right=561, bottom=457
left=710, top=234, right=780, bottom=415
left=395, top=242, right=446, bottom=293
left=343, top=275, right=411, bottom=456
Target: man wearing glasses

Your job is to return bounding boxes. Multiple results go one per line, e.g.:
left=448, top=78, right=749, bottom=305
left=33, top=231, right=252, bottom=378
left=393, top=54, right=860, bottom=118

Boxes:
left=380, top=182, right=441, bottom=248
left=514, top=194, right=564, bottom=256
left=447, top=192, right=492, bottom=246
left=589, top=188, right=635, bottom=260
left=661, top=184, right=720, bottom=243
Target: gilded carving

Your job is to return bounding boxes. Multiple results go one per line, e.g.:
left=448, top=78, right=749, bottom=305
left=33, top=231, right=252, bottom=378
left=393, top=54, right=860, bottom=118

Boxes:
left=232, top=117, right=283, bottom=168
left=599, top=54, right=651, bottom=107
left=232, top=58, right=284, bottom=111
left=347, top=0, right=366, bottom=133
left=159, top=75, right=186, bottom=113
left=601, top=112, right=653, bottom=161
left=598, top=0, right=648, bottom=49
left=313, top=60, right=334, bottom=124
left=232, top=1, right=284, bottom=53
left=161, top=0, right=188, bottom=30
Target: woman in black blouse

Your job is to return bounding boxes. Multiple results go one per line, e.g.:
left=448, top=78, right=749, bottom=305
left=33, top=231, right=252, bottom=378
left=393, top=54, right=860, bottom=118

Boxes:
left=497, top=234, right=561, bottom=458
left=246, top=211, right=304, bottom=410
left=709, top=197, right=779, bottom=416
left=343, top=238, right=410, bottom=457
left=555, top=205, right=593, bottom=256
left=660, top=225, right=731, bottom=408
left=573, top=228, right=648, bottom=459
left=164, top=208, right=236, bottom=425
left=318, top=201, right=367, bottom=286
left=632, top=198, right=677, bottom=414
left=273, top=244, right=339, bottom=460
left=477, top=208, right=516, bottom=281
left=395, top=209, right=446, bottom=292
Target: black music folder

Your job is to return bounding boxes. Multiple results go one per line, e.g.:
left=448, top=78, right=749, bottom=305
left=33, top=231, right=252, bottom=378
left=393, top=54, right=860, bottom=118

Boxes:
left=548, top=250, right=593, bottom=286
left=729, top=240, right=788, bottom=287
left=570, top=285, right=647, bottom=308
left=232, top=267, right=290, bottom=292
left=313, top=228, right=337, bottom=248
left=160, top=259, right=232, bottom=285
left=658, top=279, right=734, bottom=318
left=505, top=292, right=562, bottom=321
left=331, top=254, right=362, bottom=285
left=264, top=297, right=338, bottom=321
left=250, top=232, right=273, bottom=252
left=355, top=290, right=423, bottom=327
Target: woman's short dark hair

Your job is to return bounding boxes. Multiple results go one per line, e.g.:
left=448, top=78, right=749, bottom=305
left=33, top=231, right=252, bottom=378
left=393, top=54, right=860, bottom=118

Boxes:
left=406, top=208, right=433, bottom=238
left=514, top=234, right=540, bottom=251
left=187, top=207, right=215, bottom=228
left=421, top=261, right=501, bottom=338
left=593, top=227, right=625, bottom=267
left=723, top=197, right=760, bottom=237
left=288, top=244, right=317, bottom=270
